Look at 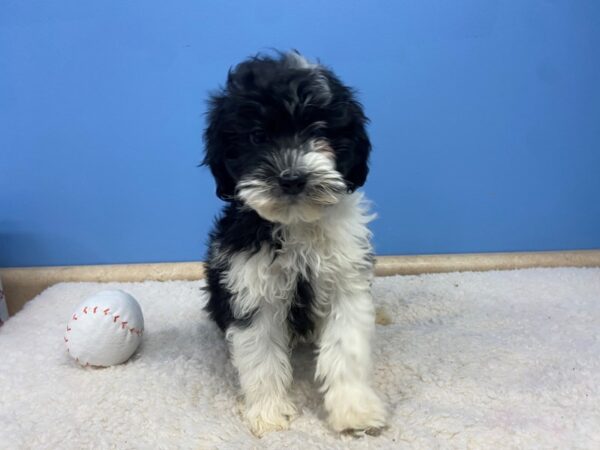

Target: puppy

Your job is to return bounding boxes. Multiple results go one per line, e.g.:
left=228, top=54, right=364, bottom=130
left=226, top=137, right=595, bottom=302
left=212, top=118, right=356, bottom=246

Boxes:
left=202, top=51, right=386, bottom=436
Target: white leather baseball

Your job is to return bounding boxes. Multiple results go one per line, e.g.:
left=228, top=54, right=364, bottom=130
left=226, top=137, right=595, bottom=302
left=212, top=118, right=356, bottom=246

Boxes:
left=64, top=290, right=144, bottom=367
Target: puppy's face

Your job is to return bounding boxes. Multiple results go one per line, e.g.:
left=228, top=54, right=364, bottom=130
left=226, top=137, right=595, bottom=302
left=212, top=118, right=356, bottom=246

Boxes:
left=204, top=52, right=371, bottom=224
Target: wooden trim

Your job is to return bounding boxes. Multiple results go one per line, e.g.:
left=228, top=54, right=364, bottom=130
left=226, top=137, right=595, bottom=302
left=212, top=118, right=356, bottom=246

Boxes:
left=372, top=250, right=600, bottom=276
left=0, top=262, right=204, bottom=316
left=1, top=250, right=599, bottom=316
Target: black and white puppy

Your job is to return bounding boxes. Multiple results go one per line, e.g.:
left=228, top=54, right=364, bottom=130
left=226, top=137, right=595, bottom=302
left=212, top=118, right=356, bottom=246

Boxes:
left=202, top=51, right=386, bottom=436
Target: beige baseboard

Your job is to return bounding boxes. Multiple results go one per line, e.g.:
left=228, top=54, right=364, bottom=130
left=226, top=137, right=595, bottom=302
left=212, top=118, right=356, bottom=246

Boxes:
left=1, top=250, right=599, bottom=316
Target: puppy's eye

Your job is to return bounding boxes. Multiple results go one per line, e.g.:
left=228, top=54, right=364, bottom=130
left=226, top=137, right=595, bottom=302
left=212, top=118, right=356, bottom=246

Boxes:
left=249, top=130, right=267, bottom=145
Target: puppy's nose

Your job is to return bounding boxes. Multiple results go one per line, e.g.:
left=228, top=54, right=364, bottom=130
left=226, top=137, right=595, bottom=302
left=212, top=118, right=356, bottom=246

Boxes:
left=278, top=172, right=307, bottom=195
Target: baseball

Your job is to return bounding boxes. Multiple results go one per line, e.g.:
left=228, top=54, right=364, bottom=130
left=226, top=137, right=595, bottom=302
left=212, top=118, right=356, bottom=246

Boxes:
left=64, top=290, right=144, bottom=367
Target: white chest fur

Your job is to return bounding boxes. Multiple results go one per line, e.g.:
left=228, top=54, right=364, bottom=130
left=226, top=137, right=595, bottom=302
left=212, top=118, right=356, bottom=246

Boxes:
left=223, top=193, right=374, bottom=320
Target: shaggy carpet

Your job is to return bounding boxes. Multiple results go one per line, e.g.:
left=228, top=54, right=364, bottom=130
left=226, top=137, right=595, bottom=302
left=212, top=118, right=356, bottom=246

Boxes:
left=1, top=268, right=599, bottom=449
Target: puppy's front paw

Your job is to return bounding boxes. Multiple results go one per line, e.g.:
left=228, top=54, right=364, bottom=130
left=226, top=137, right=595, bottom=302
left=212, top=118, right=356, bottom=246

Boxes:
left=324, top=383, right=387, bottom=434
left=245, top=396, right=297, bottom=437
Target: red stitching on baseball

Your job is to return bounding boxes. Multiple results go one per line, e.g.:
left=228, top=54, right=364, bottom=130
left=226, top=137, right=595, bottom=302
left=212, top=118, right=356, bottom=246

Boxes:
left=113, top=315, right=120, bottom=323
left=72, top=314, right=78, bottom=320
left=83, top=307, right=88, bottom=314
left=103, top=308, right=110, bottom=315
left=93, top=306, right=98, bottom=314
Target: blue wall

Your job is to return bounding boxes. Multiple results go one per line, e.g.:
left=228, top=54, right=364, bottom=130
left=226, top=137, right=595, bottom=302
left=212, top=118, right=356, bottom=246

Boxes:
left=1, top=1, right=599, bottom=267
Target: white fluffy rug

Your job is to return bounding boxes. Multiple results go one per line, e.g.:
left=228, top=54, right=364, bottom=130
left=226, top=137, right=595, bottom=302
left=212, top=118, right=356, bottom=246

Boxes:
left=1, top=268, right=599, bottom=449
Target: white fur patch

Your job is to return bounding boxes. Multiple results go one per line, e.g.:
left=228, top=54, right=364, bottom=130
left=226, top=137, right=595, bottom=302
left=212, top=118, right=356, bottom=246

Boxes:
left=285, top=52, right=318, bottom=70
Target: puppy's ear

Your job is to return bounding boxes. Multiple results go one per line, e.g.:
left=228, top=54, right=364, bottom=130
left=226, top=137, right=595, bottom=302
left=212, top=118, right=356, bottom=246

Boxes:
left=342, top=99, right=371, bottom=192
left=203, top=94, right=236, bottom=201
left=330, top=95, right=371, bottom=192
left=320, top=68, right=372, bottom=191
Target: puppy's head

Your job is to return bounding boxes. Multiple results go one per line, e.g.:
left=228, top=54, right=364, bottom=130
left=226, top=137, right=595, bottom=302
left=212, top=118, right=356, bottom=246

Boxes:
left=203, top=51, right=371, bottom=224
